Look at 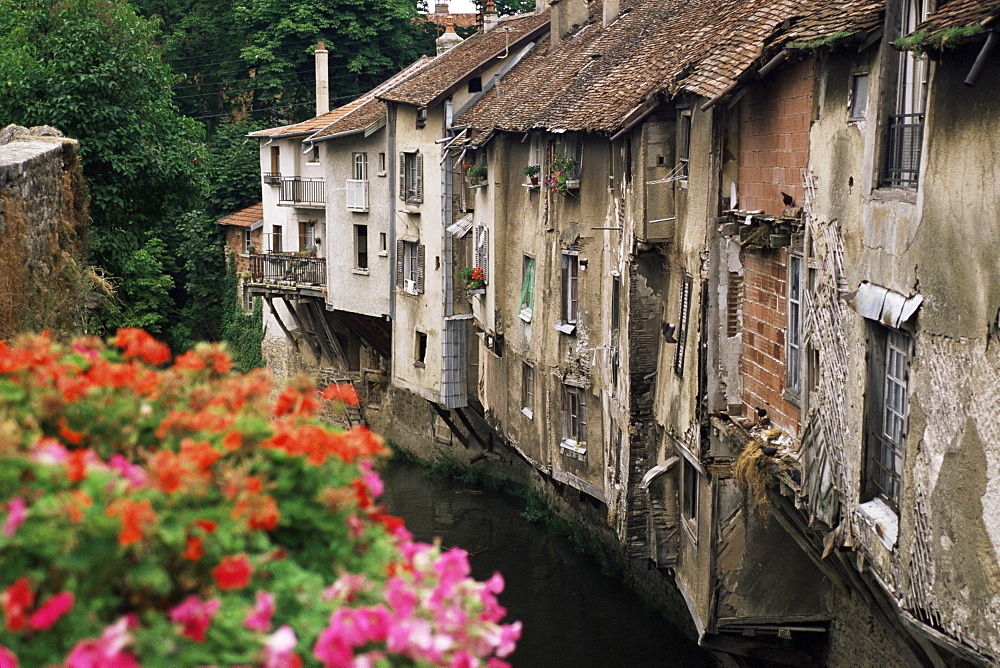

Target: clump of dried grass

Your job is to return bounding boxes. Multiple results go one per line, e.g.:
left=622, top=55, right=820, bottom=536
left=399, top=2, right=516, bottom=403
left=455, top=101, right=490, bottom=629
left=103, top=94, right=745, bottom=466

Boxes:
left=733, top=438, right=773, bottom=521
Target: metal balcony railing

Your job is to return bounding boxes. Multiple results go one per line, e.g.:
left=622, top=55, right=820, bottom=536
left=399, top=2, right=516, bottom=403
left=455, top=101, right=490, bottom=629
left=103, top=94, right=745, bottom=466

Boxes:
left=882, top=113, right=924, bottom=188
left=279, top=177, right=325, bottom=207
left=249, top=253, right=326, bottom=287
left=346, top=179, right=369, bottom=212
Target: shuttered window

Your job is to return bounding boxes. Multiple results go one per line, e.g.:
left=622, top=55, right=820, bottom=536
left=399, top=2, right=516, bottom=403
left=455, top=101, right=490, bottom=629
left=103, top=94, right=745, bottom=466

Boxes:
left=474, top=226, right=489, bottom=284
left=562, top=384, right=587, bottom=444
left=397, top=240, right=425, bottom=295
left=399, top=152, right=423, bottom=203
left=674, top=274, right=692, bottom=377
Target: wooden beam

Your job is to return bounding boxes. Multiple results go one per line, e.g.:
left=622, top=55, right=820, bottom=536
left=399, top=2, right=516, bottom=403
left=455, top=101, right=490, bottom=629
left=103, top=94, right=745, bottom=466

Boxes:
left=264, top=297, right=298, bottom=350
left=308, top=300, right=350, bottom=370
left=280, top=297, right=322, bottom=361
left=429, top=402, right=470, bottom=448
left=454, top=407, right=488, bottom=449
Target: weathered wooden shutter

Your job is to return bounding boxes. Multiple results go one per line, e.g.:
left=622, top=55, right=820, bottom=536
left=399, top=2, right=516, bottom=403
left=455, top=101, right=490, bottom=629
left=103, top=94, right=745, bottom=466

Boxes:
left=395, top=239, right=405, bottom=287
left=474, top=226, right=489, bottom=283
left=414, top=152, right=423, bottom=203
left=416, top=243, right=425, bottom=294
left=579, top=389, right=587, bottom=443
left=398, top=153, right=406, bottom=201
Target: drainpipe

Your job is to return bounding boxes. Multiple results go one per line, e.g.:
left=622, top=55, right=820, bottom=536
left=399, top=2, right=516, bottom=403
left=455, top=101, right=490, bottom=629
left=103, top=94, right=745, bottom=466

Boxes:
left=964, top=28, right=998, bottom=87
left=315, top=41, right=329, bottom=116
left=388, top=104, right=398, bottom=323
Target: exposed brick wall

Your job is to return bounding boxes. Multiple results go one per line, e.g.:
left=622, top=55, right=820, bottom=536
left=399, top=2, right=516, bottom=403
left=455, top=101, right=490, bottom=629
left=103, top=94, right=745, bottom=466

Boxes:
left=740, top=248, right=799, bottom=435
left=222, top=226, right=261, bottom=273
left=738, top=56, right=814, bottom=215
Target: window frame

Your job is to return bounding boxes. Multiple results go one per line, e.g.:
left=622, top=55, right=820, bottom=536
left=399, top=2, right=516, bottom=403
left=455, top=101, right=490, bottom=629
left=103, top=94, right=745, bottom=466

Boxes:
left=560, top=251, right=580, bottom=330
left=354, top=224, right=368, bottom=271
left=521, top=362, right=534, bottom=418
left=864, top=325, right=911, bottom=512
left=681, top=456, right=699, bottom=540
left=561, top=383, right=587, bottom=447
left=271, top=225, right=283, bottom=254
left=306, top=144, right=320, bottom=163
left=785, top=252, right=803, bottom=399
left=519, top=255, right=536, bottom=322
left=400, top=151, right=423, bottom=204
left=677, top=108, right=692, bottom=186
left=396, top=239, right=425, bottom=295
left=848, top=72, right=870, bottom=121
left=352, top=152, right=368, bottom=181
left=415, top=331, right=428, bottom=368
left=243, top=229, right=252, bottom=253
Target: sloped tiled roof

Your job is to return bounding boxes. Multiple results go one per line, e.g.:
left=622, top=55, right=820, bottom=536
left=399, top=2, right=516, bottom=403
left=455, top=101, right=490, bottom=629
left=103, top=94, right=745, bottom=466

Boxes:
left=217, top=202, right=263, bottom=228
left=912, top=0, right=1000, bottom=40
left=460, top=0, right=883, bottom=135
left=308, top=57, right=435, bottom=140
left=251, top=57, right=434, bottom=139
left=380, top=11, right=551, bottom=108
left=680, top=0, right=882, bottom=99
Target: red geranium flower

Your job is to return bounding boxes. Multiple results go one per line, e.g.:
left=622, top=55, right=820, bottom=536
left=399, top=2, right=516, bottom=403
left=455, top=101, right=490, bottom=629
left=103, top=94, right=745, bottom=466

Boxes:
left=1, top=577, right=34, bottom=632
left=113, top=329, right=170, bottom=366
left=212, top=554, right=253, bottom=590
left=106, top=499, right=156, bottom=547
left=182, top=536, right=204, bottom=561
left=321, top=383, right=359, bottom=407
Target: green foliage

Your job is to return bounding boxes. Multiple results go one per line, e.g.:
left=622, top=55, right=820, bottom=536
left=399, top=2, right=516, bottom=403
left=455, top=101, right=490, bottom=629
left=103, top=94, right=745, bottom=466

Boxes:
left=0, top=0, right=208, bottom=340
left=168, top=211, right=227, bottom=349
left=893, top=25, right=985, bottom=53
left=473, top=0, right=536, bottom=16
left=221, top=260, right=265, bottom=372
left=205, top=119, right=268, bottom=218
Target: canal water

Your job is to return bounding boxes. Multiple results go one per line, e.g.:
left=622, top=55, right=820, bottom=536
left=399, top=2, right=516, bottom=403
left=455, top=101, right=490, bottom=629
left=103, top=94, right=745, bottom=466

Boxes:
left=379, top=458, right=712, bottom=667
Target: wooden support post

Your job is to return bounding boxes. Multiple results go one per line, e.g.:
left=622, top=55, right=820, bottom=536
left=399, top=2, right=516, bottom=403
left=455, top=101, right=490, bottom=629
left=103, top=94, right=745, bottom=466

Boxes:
left=454, top=407, right=488, bottom=449
left=429, top=402, right=470, bottom=448
left=280, top=297, right=322, bottom=361
left=265, top=296, right=299, bottom=350
left=309, top=300, right=350, bottom=370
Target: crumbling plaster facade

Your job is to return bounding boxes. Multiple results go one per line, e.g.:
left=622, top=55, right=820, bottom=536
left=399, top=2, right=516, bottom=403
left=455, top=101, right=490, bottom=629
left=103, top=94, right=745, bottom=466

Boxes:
left=804, top=35, right=1000, bottom=659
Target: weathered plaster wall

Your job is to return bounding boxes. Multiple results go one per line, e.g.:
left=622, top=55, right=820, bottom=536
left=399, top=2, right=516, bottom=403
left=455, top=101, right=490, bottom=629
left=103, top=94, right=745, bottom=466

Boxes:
left=808, top=40, right=1000, bottom=661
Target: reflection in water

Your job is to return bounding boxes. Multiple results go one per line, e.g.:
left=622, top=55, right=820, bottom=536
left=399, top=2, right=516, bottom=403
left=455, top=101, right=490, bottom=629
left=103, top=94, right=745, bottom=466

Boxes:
left=379, top=458, right=712, bottom=667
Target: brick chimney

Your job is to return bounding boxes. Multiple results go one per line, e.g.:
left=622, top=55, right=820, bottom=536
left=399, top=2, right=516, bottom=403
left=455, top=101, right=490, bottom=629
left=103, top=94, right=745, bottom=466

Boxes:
left=550, top=0, right=588, bottom=44
left=315, top=41, right=329, bottom=116
left=483, top=0, right=499, bottom=32
left=437, top=15, right=464, bottom=54
left=435, top=2, right=449, bottom=13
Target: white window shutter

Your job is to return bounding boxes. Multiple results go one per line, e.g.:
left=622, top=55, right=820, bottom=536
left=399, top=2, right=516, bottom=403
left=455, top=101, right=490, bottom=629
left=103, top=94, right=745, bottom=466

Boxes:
left=398, top=153, right=406, bottom=201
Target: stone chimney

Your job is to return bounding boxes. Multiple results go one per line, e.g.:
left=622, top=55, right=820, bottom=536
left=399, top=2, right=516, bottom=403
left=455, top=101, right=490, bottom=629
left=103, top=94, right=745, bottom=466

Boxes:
left=483, top=0, right=499, bottom=32
left=602, top=0, right=620, bottom=28
left=550, top=0, right=588, bottom=44
left=435, top=2, right=449, bottom=13
left=315, top=41, right=329, bottom=116
left=437, top=15, right=464, bottom=55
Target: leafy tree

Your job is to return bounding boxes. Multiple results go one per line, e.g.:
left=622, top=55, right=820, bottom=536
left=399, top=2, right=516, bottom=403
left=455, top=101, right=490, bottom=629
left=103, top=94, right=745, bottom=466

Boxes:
left=0, top=0, right=209, bottom=346
left=205, top=119, right=268, bottom=217
left=474, top=0, right=536, bottom=16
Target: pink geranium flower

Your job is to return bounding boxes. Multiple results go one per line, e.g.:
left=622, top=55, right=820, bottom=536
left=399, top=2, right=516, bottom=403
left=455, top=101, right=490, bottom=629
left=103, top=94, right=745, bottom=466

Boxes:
left=3, top=498, right=27, bottom=538
left=263, top=625, right=299, bottom=668
left=169, top=595, right=220, bottom=643
left=66, top=617, right=139, bottom=668
left=0, top=644, right=17, bottom=668
left=107, top=454, right=148, bottom=489
left=244, top=590, right=275, bottom=632
left=28, top=591, right=74, bottom=630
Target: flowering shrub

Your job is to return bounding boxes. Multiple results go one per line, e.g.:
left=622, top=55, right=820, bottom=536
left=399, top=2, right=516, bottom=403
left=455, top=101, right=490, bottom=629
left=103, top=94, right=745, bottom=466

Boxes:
left=460, top=268, right=486, bottom=291
left=546, top=155, right=578, bottom=194
left=464, top=162, right=487, bottom=183
left=0, top=330, right=520, bottom=666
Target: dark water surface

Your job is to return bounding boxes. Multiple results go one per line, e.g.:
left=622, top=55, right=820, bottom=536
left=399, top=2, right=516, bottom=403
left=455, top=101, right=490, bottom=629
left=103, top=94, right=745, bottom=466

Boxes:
left=378, top=458, right=712, bottom=668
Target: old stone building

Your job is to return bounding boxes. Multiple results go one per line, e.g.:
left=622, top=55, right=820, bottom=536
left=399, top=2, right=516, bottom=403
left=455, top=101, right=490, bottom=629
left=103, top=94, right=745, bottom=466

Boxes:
left=232, top=0, right=1000, bottom=663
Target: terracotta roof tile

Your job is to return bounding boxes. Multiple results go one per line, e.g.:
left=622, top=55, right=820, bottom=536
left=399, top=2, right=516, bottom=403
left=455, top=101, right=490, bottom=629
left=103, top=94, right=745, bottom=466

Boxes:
left=460, top=0, right=883, bottom=134
left=912, top=0, right=1000, bottom=40
left=250, top=56, right=434, bottom=138
left=217, top=202, right=263, bottom=228
left=380, top=11, right=551, bottom=108
left=422, top=12, right=479, bottom=29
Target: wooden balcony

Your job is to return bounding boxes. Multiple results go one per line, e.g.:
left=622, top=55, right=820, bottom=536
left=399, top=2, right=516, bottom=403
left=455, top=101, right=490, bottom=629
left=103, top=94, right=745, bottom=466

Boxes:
left=247, top=253, right=326, bottom=297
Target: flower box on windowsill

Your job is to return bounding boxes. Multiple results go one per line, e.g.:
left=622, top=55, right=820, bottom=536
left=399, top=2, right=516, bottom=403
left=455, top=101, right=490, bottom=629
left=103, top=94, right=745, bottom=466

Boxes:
left=467, top=287, right=485, bottom=295
left=564, top=178, right=580, bottom=190
left=467, top=181, right=488, bottom=189
left=522, top=182, right=540, bottom=190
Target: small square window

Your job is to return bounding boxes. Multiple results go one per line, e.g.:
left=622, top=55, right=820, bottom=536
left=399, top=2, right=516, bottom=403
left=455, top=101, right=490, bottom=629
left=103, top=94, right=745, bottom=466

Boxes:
left=378, top=152, right=386, bottom=175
